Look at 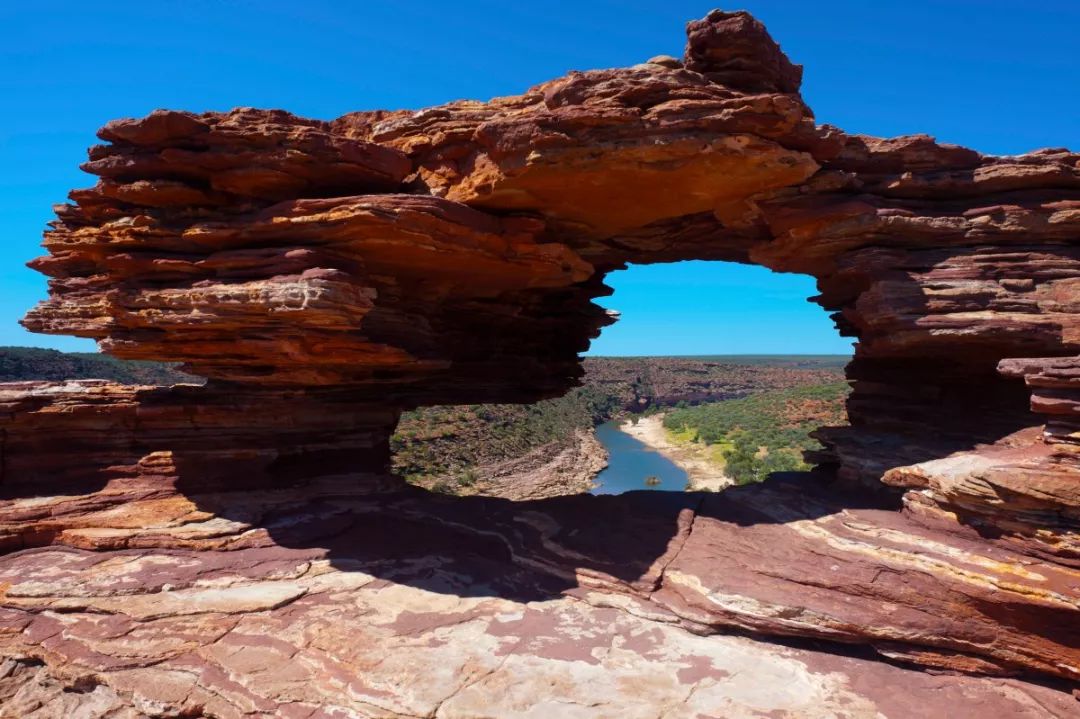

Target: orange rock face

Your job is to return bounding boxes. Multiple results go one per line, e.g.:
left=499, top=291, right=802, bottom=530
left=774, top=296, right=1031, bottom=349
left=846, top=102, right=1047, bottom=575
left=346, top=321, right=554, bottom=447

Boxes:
left=25, top=193, right=592, bottom=387
left=2, top=8, right=1079, bottom=714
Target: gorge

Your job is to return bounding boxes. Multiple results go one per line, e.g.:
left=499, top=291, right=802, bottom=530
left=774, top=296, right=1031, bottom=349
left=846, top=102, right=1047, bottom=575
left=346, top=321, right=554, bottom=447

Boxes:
left=388, top=356, right=844, bottom=497
left=1, top=9, right=1078, bottom=717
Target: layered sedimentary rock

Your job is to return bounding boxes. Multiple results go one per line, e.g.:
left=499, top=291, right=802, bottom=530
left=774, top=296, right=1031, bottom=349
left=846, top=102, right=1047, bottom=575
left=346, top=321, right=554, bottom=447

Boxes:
left=2, top=7, right=1079, bottom=714
left=2, top=479, right=1079, bottom=717
left=0, top=381, right=398, bottom=521
left=25, top=190, right=598, bottom=393
left=20, top=15, right=1080, bottom=476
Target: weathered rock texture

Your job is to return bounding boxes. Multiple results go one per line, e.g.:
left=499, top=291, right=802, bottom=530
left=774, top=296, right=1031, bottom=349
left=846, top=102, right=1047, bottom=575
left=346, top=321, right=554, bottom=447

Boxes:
left=2, top=8, right=1078, bottom=715
left=1, top=476, right=1078, bottom=717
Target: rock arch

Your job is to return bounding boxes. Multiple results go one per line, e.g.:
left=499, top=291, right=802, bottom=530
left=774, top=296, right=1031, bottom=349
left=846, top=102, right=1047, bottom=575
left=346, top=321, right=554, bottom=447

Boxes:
left=2, top=9, right=1078, bottom=688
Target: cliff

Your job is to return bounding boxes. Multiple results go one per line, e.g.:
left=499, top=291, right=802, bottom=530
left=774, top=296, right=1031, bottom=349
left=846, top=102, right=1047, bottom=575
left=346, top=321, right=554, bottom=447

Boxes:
left=1, top=9, right=1078, bottom=715
left=392, top=358, right=844, bottom=495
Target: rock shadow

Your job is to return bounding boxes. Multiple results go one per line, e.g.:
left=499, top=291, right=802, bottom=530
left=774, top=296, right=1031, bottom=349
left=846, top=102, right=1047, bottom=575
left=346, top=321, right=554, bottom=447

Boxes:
left=181, top=469, right=894, bottom=603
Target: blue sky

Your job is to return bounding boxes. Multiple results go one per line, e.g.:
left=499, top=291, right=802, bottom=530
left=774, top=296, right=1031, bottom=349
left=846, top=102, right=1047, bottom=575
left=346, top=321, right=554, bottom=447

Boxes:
left=2, top=1, right=1076, bottom=355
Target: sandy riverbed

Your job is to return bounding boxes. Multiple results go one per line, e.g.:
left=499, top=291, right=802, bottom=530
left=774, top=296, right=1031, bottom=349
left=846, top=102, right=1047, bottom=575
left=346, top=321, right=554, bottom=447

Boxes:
left=620, top=414, right=733, bottom=492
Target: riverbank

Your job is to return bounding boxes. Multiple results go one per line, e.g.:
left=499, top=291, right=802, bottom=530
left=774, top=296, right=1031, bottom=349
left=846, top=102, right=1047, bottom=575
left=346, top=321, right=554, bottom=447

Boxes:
left=466, top=429, right=607, bottom=500
left=620, top=414, right=733, bottom=491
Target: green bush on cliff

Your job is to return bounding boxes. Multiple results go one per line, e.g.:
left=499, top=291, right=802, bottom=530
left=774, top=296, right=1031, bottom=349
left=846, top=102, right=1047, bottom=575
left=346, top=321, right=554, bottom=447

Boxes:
left=722, top=432, right=805, bottom=485
left=392, top=360, right=848, bottom=494
left=391, top=385, right=623, bottom=488
left=663, top=382, right=848, bottom=449
left=664, top=382, right=850, bottom=484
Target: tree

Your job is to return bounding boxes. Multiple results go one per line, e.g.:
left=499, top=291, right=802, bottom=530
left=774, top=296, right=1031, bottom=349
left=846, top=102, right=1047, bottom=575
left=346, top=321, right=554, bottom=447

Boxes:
left=723, top=433, right=760, bottom=485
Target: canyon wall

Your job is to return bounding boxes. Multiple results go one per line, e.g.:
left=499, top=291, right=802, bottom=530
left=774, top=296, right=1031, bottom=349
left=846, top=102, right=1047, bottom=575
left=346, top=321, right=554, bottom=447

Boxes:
left=1, top=9, right=1078, bottom=715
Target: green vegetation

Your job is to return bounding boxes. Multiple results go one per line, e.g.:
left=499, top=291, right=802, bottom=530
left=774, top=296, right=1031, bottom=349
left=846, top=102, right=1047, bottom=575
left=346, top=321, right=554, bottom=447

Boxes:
left=6, top=346, right=852, bottom=495
left=391, top=385, right=621, bottom=489
left=0, top=347, right=197, bottom=385
left=393, top=360, right=849, bottom=493
left=719, top=434, right=803, bottom=485
left=662, top=382, right=850, bottom=485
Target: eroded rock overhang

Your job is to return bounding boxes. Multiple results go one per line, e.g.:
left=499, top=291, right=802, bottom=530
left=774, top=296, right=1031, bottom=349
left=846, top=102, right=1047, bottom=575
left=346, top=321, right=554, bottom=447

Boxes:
left=3, top=8, right=1079, bottom=685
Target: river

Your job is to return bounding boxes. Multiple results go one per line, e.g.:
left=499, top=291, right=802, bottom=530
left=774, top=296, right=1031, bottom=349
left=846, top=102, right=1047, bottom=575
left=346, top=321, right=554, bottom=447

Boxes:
left=589, top=420, right=690, bottom=494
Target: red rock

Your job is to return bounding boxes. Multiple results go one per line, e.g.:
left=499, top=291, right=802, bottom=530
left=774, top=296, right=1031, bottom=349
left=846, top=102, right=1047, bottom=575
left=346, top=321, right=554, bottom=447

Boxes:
left=0, top=474, right=1076, bottom=714
left=1, top=8, right=1078, bottom=713
left=684, top=9, right=804, bottom=94
left=23, top=194, right=596, bottom=388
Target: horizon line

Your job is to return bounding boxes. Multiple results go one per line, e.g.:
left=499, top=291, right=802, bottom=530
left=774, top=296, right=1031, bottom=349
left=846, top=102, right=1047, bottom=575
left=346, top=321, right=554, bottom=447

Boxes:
left=585, top=353, right=852, bottom=358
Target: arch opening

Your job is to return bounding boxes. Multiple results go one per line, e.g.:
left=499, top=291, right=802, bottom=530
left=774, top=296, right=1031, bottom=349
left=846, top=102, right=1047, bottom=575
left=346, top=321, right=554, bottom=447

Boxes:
left=391, top=260, right=856, bottom=498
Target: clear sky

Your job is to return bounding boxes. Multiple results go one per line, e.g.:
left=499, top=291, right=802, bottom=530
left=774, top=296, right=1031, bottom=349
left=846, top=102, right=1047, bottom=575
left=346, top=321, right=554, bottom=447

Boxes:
left=2, top=1, right=1076, bottom=355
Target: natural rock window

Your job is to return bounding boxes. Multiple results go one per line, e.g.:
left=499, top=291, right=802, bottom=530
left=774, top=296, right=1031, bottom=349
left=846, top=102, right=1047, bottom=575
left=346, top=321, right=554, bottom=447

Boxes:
left=0, top=10, right=1076, bottom=707
left=390, top=260, right=855, bottom=498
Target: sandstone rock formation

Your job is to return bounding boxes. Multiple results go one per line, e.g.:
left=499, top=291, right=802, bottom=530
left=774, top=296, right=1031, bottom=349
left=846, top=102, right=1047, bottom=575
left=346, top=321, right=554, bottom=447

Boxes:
left=2, top=8, right=1078, bottom=716
left=1, top=480, right=1077, bottom=717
